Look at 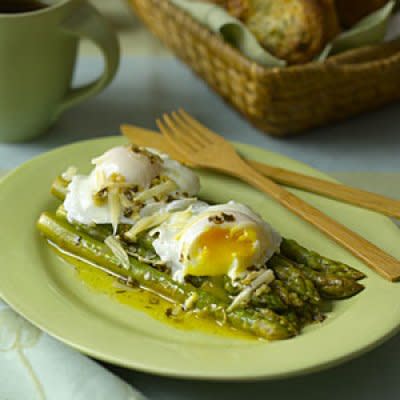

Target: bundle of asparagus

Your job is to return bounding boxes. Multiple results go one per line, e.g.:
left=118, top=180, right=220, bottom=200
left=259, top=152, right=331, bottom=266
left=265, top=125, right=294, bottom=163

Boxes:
left=37, top=176, right=365, bottom=341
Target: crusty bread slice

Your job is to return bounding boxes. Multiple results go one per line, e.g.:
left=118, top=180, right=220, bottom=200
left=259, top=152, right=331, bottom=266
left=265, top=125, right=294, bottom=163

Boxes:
left=223, top=0, right=340, bottom=64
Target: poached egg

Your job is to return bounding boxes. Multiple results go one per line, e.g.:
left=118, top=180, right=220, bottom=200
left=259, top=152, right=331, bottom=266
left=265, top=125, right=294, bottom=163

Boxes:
left=151, top=201, right=281, bottom=281
left=64, top=145, right=200, bottom=228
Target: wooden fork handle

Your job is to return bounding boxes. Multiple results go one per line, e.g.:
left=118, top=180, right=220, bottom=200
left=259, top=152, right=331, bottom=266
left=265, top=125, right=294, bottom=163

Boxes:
left=251, top=161, right=400, bottom=218
left=239, top=166, right=400, bottom=282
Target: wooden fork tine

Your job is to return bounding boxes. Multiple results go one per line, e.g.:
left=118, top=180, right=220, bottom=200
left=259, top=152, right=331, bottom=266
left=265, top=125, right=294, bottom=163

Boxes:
left=156, top=118, right=195, bottom=166
left=156, top=118, right=178, bottom=150
left=171, top=111, right=208, bottom=147
left=163, top=113, right=200, bottom=152
left=158, top=115, right=197, bottom=155
left=163, top=114, right=196, bottom=150
left=178, top=109, right=223, bottom=143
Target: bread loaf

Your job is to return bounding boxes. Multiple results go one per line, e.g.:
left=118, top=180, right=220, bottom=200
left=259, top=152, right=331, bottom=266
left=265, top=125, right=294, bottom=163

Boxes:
left=220, top=0, right=341, bottom=64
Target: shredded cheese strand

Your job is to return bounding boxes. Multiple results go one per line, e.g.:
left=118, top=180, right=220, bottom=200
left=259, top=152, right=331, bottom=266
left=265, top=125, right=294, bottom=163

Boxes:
left=104, top=235, right=131, bottom=270
left=124, top=213, right=171, bottom=241
left=61, top=166, right=78, bottom=182
left=135, top=180, right=177, bottom=202
left=228, top=269, right=275, bottom=311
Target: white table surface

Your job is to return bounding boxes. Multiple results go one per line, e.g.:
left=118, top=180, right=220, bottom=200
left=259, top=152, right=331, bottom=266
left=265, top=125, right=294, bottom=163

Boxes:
left=1, top=55, right=400, bottom=400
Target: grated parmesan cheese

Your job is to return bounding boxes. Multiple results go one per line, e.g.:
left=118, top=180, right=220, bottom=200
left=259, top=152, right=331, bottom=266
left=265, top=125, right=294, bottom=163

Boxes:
left=104, top=235, right=130, bottom=270
left=228, top=269, right=275, bottom=311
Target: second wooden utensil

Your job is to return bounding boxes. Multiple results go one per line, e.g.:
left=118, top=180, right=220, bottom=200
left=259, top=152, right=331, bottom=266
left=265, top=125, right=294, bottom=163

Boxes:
left=120, top=124, right=400, bottom=218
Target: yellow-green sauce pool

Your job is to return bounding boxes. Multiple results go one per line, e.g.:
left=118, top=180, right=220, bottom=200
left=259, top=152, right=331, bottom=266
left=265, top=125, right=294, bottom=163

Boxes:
left=53, top=246, right=257, bottom=341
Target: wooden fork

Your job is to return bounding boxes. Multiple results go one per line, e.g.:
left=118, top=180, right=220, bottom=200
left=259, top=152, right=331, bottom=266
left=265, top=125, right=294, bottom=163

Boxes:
left=121, top=124, right=400, bottom=218
left=156, top=109, right=400, bottom=282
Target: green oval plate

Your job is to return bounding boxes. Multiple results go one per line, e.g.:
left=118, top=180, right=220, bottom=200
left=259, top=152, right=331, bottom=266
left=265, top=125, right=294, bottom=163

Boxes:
left=0, top=137, right=400, bottom=380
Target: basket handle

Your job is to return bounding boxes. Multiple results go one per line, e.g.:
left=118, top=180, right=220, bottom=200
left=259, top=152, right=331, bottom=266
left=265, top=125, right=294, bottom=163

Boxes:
left=326, top=39, right=400, bottom=69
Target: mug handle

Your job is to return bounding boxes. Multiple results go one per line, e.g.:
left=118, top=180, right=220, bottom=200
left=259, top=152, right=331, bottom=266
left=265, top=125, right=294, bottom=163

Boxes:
left=55, top=1, right=120, bottom=117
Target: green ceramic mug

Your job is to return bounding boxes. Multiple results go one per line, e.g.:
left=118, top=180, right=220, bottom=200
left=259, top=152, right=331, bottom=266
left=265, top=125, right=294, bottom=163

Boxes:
left=0, top=0, right=120, bottom=142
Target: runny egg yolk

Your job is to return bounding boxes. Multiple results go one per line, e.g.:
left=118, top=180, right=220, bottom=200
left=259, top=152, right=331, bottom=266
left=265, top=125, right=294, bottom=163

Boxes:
left=185, top=226, right=258, bottom=277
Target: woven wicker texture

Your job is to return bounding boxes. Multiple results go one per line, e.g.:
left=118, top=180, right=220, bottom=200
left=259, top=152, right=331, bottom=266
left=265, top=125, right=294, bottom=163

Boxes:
left=128, top=0, right=400, bottom=136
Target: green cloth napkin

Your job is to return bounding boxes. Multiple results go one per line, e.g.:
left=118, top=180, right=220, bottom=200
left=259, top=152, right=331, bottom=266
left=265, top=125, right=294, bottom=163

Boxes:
left=171, top=0, right=396, bottom=66
left=0, top=299, right=147, bottom=399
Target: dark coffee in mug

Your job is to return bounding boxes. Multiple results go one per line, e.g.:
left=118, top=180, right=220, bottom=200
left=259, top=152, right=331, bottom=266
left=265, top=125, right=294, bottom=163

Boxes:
left=0, top=0, right=49, bottom=13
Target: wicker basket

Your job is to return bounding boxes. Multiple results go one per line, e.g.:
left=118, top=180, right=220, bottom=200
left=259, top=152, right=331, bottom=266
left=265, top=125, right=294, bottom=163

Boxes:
left=128, top=0, right=400, bottom=136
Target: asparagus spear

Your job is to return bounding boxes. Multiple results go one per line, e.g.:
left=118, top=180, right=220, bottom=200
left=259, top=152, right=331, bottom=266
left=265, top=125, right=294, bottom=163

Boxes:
left=250, top=281, right=324, bottom=322
left=300, top=267, right=365, bottom=299
left=37, top=212, right=298, bottom=340
left=271, top=254, right=364, bottom=299
left=268, top=255, right=321, bottom=305
left=291, top=303, right=325, bottom=325
left=224, top=276, right=287, bottom=310
left=224, top=276, right=305, bottom=311
left=56, top=204, right=136, bottom=240
left=281, top=238, right=365, bottom=280
left=269, top=280, right=304, bottom=308
left=250, top=290, right=288, bottom=311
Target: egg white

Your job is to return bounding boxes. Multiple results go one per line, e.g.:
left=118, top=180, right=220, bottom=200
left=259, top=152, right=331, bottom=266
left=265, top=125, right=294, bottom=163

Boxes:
left=64, top=146, right=200, bottom=226
left=92, top=146, right=162, bottom=189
